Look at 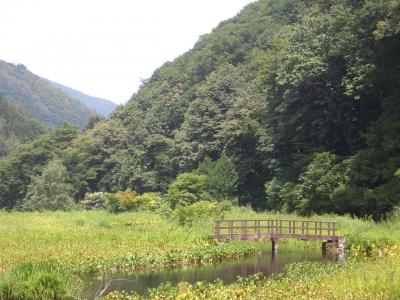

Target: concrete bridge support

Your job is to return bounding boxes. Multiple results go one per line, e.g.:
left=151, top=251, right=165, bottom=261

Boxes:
left=271, top=238, right=280, bottom=252
left=322, top=237, right=346, bottom=262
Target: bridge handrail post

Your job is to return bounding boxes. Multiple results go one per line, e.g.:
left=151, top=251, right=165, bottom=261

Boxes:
left=314, top=222, right=317, bottom=235
left=328, top=222, right=331, bottom=236
left=215, top=220, right=220, bottom=240
left=319, top=222, right=322, bottom=237
left=306, top=221, right=309, bottom=236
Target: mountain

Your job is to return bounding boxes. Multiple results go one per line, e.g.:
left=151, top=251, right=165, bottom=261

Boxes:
left=48, top=80, right=117, bottom=117
left=0, top=60, right=97, bottom=128
left=1, top=0, right=399, bottom=218
left=0, top=96, right=44, bottom=157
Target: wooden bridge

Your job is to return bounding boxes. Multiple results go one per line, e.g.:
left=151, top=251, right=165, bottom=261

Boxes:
left=213, top=219, right=345, bottom=253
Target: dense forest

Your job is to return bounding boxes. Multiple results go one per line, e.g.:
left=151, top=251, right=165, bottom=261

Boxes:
left=0, top=0, right=399, bottom=219
left=0, top=60, right=97, bottom=128
left=0, top=96, right=44, bottom=157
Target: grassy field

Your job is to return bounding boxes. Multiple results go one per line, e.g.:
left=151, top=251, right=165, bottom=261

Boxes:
left=0, top=208, right=400, bottom=299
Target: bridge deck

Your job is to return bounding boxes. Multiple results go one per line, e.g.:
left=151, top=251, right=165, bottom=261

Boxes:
left=213, top=219, right=344, bottom=242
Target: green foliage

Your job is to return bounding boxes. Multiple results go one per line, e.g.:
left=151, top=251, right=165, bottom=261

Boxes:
left=0, top=60, right=96, bottom=128
left=105, top=189, right=140, bottom=213
left=264, top=177, right=284, bottom=211
left=173, top=200, right=233, bottom=226
left=0, top=263, right=77, bottom=300
left=105, top=193, right=122, bottom=213
left=114, top=188, right=138, bottom=211
left=265, top=152, right=349, bottom=215
left=0, top=96, right=44, bottom=157
left=296, top=152, right=349, bottom=214
left=80, top=192, right=107, bottom=210
left=197, top=155, right=239, bottom=201
left=105, top=189, right=166, bottom=213
left=1, top=0, right=399, bottom=220
left=166, top=173, right=209, bottom=208
left=134, top=192, right=164, bottom=211
left=21, top=158, right=75, bottom=211
left=0, top=124, right=78, bottom=209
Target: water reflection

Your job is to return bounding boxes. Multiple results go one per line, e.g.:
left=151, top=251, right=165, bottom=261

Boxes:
left=82, top=247, right=335, bottom=299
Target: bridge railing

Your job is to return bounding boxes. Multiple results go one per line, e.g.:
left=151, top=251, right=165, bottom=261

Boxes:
left=214, top=219, right=338, bottom=240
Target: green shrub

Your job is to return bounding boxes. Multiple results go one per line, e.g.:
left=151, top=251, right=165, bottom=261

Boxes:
left=173, top=200, right=232, bottom=226
left=0, top=263, right=78, bottom=300
left=115, top=188, right=138, bottom=210
left=167, top=173, right=209, bottom=208
left=80, top=192, right=107, bottom=210
left=135, top=192, right=163, bottom=211
left=106, top=190, right=166, bottom=213
left=105, top=193, right=122, bottom=213
left=106, top=189, right=139, bottom=212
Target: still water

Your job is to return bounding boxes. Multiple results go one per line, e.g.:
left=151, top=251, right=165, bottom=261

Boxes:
left=82, top=247, right=334, bottom=299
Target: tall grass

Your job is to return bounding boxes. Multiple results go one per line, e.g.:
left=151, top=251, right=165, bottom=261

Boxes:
left=0, top=262, right=78, bottom=300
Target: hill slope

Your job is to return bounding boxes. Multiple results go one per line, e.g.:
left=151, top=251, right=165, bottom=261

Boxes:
left=0, top=96, right=44, bottom=157
left=48, top=80, right=117, bottom=117
left=1, top=0, right=399, bottom=218
left=0, top=60, right=97, bottom=128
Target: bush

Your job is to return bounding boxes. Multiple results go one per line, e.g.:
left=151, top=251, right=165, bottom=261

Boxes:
left=166, top=173, right=209, bottom=208
left=135, top=192, right=163, bottom=210
left=106, top=190, right=166, bottom=213
left=105, top=193, right=122, bottom=213
left=115, top=188, right=138, bottom=210
left=173, top=200, right=232, bottom=226
left=80, top=192, right=106, bottom=210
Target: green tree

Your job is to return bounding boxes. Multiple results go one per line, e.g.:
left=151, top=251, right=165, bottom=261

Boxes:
left=0, top=124, right=78, bottom=209
left=297, top=152, right=348, bottom=215
left=197, top=155, right=238, bottom=200
left=21, top=158, right=74, bottom=211
left=166, top=172, right=208, bottom=208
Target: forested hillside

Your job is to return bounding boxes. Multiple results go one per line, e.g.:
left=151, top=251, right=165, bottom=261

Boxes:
left=48, top=80, right=117, bottom=117
left=0, top=96, right=44, bottom=157
left=0, top=0, right=399, bottom=219
left=0, top=60, right=97, bottom=128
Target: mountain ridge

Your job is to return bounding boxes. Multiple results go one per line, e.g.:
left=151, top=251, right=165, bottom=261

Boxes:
left=47, top=80, right=117, bottom=117
left=0, top=59, right=97, bottom=128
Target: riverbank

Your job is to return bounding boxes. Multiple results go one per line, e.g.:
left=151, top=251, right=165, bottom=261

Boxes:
left=0, top=209, right=399, bottom=299
left=105, top=254, right=399, bottom=299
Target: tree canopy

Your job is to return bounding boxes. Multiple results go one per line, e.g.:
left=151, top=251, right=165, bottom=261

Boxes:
left=1, top=0, right=399, bottom=219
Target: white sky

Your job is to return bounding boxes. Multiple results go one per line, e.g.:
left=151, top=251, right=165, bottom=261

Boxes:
left=0, top=0, right=254, bottom=104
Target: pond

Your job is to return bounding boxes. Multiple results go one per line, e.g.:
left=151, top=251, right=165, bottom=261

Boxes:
left=82, top=246, right=336, bottom=299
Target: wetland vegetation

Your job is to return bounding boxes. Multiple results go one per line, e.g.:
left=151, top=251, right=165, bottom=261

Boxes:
left=0, top=209, right=399, bottom=299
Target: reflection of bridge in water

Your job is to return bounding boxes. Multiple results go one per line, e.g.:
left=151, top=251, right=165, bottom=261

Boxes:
left=213, top=219, right=345, bottom=259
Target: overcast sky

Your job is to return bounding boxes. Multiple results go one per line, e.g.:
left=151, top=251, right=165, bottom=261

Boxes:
left=0, top=0, right=254, bottom=104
